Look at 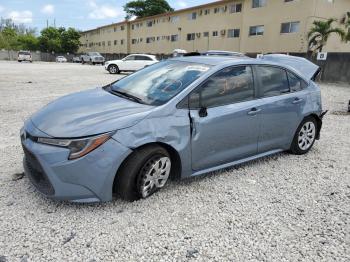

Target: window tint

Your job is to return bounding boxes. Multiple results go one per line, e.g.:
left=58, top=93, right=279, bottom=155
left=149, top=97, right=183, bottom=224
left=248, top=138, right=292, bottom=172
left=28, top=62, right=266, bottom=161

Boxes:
left=190, top=66, right=254, bottom=108
left=287, top=71, right=307, bottom=92
left=256, top=66, right=289, bottom=97
left=135, top=56, right=152, bottom=61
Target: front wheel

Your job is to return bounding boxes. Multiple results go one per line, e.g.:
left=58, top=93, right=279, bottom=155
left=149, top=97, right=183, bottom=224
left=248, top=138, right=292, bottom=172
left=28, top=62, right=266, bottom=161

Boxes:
left=115, top=145, right=171, bottom=201
left=290, top=117, right=317, bottom=155
left=108, top=64, right=119, bottom=74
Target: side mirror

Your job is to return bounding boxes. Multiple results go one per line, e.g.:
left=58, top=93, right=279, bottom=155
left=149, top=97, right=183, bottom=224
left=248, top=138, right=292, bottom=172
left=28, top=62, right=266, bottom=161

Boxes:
left=198, top=107, right=207, bottom=117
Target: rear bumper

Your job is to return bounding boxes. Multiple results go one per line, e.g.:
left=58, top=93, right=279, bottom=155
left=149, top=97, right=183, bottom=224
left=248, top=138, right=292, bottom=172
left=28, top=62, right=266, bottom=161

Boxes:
left=21, top=125, right=132, bottom=203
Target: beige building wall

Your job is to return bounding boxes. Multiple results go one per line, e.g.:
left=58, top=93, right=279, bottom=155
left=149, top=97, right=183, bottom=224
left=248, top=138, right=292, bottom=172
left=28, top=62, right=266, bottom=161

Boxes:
left=79, top=0, right=350, bottom=55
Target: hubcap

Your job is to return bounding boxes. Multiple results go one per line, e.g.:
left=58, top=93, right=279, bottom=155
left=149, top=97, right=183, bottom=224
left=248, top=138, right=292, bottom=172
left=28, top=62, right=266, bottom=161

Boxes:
left=110, top=66, right=117, bottom=73
left=139, top=156, right=171, bottom=198
left=298, top=121, right=316, bottom=151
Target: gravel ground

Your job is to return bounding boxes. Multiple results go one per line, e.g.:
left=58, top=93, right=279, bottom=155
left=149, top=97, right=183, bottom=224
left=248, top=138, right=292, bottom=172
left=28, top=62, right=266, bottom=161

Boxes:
left=0, top=61, right=349, bottom=262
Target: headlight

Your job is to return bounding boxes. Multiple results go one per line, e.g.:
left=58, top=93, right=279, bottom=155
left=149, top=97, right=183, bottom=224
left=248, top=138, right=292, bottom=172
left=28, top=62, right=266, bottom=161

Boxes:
left=37, top=132, right=114, bottom=160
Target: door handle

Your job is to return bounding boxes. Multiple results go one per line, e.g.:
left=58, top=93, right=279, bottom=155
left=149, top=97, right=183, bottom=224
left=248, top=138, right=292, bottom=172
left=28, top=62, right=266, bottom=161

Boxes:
left=247, top=108, right=261, bottom=116
left=292, top=98, right=303, bottom=104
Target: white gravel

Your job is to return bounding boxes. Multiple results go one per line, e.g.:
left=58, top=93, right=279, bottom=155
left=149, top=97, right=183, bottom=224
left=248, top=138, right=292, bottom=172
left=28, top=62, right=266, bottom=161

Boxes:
left=0, top=61, right=349, bottom=262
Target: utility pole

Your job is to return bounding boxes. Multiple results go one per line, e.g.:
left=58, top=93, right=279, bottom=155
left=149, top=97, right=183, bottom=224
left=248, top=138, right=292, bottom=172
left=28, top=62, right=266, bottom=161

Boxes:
left=54, top=19, right=56, bottom=28
left=46, top=19, right=48, bottom=28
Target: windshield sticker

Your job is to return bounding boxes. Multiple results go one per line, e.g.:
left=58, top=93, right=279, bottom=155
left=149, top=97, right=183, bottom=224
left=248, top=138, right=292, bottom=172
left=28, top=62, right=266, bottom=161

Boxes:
left=186, top=66, right=210, bottom=72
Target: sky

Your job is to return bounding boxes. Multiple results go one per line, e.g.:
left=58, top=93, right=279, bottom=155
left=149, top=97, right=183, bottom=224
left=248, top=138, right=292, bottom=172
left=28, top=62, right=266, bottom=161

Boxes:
left=0, top=0, right=210, bottom=32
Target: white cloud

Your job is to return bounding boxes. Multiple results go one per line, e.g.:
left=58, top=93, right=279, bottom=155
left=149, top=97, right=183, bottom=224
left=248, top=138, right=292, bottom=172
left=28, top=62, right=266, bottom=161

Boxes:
left=7, top=10, right=33, bottom=23
left=88, top=0, right=122, bottom=19
left=41, top=4, right=54, bottom=15
left=177, top=1, right=188, bottom=8
left=0, top=5, right=5, bottom=13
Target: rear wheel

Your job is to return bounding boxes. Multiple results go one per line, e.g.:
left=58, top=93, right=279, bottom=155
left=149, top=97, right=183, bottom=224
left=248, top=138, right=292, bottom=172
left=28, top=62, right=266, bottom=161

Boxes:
left=108, top=64, right=119, bottom=74
left=290, top=117, right=317, bottom=155
left=115, top=145, right=171, bottom=201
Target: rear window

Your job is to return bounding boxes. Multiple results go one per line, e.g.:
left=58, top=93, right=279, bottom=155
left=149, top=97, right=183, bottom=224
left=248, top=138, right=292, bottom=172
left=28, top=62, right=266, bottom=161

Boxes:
left=19, top=51, right=30, bottom=55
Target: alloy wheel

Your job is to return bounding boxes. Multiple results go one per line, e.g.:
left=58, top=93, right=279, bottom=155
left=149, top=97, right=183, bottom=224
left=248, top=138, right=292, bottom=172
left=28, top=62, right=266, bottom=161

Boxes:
left=139, top=156, right=171, bottom=198
left=298, top=121, right=316, bottom=151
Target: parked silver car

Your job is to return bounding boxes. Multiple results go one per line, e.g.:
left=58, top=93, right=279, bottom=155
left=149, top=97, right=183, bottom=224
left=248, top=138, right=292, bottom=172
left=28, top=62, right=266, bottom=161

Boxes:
left=20, top=55, right=325, bottom=203
left=80, top=52, right=105, bottom=65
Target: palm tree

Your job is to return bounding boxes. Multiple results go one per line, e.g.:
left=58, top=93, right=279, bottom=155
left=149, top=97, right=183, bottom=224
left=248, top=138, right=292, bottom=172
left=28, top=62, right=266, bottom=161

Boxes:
left=308, top=18, right=345, bottom=54
left=341, top=12, right=350, bottom=42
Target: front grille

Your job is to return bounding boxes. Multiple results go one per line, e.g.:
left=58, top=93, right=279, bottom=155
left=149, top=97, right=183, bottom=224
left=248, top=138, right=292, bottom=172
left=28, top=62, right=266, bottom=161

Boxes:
left=22, top=145, right=55, bottom=196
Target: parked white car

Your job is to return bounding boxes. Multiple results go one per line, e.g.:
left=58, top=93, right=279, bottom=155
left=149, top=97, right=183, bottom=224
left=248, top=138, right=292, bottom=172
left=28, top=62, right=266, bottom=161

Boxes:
left=56, top=56, right=67, bottom=63
left=18, top=51, right=32, bottom=62
left=104, top=54, right=158, bottom=74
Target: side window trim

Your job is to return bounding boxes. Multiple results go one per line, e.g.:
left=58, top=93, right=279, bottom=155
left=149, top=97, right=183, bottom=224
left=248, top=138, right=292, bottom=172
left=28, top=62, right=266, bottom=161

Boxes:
left=190, top=65, right=256, bottom=109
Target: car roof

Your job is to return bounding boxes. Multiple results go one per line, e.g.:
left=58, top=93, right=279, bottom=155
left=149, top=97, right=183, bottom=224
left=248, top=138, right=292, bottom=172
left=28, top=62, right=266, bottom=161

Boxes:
left=171, top=56, right=253, bottom=66
left=129, top=54, right=156, bottom=57
left=171, top=55, right=316, bottom=82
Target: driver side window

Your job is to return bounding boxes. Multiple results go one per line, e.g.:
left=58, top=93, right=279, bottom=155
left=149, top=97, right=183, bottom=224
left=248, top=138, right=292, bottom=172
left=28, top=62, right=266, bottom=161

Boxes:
left=189, top=65, right=255, bottom=108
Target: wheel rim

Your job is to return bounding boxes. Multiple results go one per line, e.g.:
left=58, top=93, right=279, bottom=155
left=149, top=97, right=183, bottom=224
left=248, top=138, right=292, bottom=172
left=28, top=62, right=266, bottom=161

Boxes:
left=109, top=66, right=117, bottom=73
left=298, top=121, right=316, bottom=151
left=139, top=156, right=171, bottom=198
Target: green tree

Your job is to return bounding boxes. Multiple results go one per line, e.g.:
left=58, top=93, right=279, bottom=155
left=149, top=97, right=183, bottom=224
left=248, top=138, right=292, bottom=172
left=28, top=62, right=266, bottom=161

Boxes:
left=17, top=34, right=39, bottom=50
left=124, top=0, right=174, bottom=19
left=61, top=27, right=81, bottom=53
left=308, top=18, right=345, bottom=53
left=38, top=27, right=62, bottom=53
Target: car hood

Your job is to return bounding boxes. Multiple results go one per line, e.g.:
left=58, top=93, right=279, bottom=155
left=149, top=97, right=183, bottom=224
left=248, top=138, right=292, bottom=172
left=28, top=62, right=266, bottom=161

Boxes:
left=30, top=88, right=154, bottom=138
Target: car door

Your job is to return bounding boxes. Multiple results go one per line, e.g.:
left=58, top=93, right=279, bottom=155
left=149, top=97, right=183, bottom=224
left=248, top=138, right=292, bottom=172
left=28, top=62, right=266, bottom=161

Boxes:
left=255, top=65, right=307, bottom=153
left=188, top=65, right=259, bottom=171
left=120, top=55, right=136, bottom=71
left=134, top=56, right=154, bottom=70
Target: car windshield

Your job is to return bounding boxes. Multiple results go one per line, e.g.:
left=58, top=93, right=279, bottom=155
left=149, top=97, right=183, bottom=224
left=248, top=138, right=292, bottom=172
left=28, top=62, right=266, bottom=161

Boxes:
left=109, top=60, right=211, bottom=106
left=89, top=52, right=100, bottom=56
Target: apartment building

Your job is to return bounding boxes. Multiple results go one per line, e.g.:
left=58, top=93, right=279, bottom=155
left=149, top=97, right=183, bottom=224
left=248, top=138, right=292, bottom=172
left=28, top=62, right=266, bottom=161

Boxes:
left=79, top=0, right=350, bottom=55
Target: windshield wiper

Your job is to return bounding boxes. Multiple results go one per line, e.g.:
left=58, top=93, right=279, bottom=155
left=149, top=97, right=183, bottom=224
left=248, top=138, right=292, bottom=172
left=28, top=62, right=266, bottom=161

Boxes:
left=110, top=89, right=145, bottom=104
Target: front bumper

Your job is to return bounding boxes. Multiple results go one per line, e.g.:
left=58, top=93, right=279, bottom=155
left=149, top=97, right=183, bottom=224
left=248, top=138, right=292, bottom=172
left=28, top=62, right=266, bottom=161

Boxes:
left=21, top=122, right=132, bottom=202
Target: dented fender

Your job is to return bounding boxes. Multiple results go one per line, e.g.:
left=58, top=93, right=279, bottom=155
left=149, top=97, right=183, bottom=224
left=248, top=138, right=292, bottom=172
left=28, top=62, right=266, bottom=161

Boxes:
left=112, top=108, right=193, bottom=178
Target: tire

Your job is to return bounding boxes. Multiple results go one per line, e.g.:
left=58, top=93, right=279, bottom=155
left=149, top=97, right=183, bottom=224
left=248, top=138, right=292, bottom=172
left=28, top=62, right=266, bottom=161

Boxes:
left=92, top=61, right=95, bottom=65
left=108, top=64, right=119, bottom=74
left=290, top=116, right=318, bottom=155
left=115, top=145, right=171, bottom=201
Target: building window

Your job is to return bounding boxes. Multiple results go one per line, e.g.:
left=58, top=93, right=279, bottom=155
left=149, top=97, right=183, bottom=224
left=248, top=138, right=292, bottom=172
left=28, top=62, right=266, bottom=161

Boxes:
left=281, top=21, right=300, bottom=33
left=121, top=39, right=124, bottom=45
left=214, top=7, right=220, bottom=13
left=146, top=20, right=153, bottom=27
left=114, top=27, right=117, bottom=32
left=230, top=3, right=242, bottom=13
left=114, top=40, right=117, bottom=45
left=171, top=16, right=180, bottom=23
left=212, top=31, right=218, bottom=37
left=188, top=12, right=197, bottom=20
left=203, top=32, right=209, bottom=37
left=284, top=0, right=294, bottom=2
left=108, top=41, right=111, bottom=46
left=204, top=9, right=210, bottom=15
left=132, top=39, right=137, bottom=44
left=249, top=25, right=264, bottom=36
left=121, top=26, right=125, bottom=30
left=187, top=33, right=195, bottom=41
left=132, top=24, right=135, bottom=30
left=228, top=29, right=240, bottom=38
left=171, top=34, right=179, bottom=42
left=252, top=0, right=266, bottom=8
